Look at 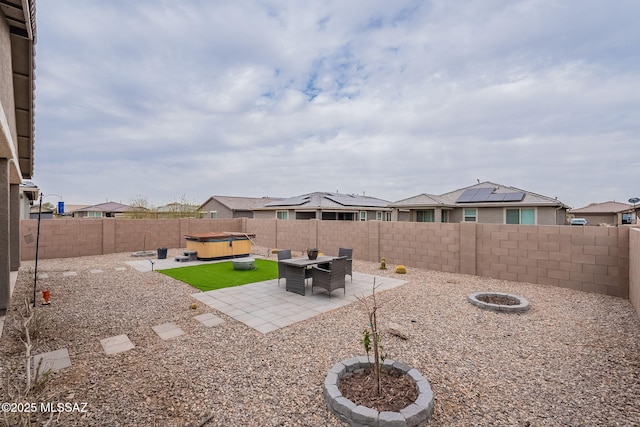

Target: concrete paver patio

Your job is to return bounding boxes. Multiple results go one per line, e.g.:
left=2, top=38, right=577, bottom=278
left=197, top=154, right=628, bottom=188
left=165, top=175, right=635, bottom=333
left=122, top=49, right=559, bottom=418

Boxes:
left=191, top=271, right=408, bottom=334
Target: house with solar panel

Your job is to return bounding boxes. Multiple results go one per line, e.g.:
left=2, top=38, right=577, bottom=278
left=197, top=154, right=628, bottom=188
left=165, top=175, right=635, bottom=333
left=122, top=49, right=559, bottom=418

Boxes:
left=390, top=181, right=569, bottom=225
left=252, top=192, right=392, bottom=221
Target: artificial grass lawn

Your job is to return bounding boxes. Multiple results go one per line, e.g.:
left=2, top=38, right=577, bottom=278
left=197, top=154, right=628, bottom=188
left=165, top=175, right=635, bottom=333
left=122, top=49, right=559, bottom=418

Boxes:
left=158, top=259, right=278, bottom=292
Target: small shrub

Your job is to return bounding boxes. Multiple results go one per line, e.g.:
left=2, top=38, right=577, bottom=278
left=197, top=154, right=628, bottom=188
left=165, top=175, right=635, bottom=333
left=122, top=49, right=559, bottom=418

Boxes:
left=395, top=265, right=407, bottom=274
left=380, top=257, right=387, bottom=270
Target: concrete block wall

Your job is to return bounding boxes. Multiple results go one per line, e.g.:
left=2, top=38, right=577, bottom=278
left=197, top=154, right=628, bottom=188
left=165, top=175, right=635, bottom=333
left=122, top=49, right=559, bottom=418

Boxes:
left=18, top=218, right=637, bottom=305
left=629, top=228, right=640, bottom=318
left=318, top=221, right=373, bottom=260
left=245, top=219, right=278, bottom=249
left=20, top=218, right=243, bottom=260
left=476, top=224, right=629, bottom=298
left=379, top=222, right=460, bottom=273
left=21, top=219, right=104, bottom=260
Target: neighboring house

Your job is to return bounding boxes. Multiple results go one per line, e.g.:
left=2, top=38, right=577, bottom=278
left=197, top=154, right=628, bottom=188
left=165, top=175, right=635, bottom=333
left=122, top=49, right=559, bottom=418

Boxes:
left=71, top=202, right=132, bottom=218
left=1, top=0, right=36, bottom=310
left=390, top=181, right=569, bottom=225
left=253, top=192, right=391, bottom=221
left=29, top=205, right=53, bottom=220
left=199, top=196, right=283, bottom=219
left=19, top=181, right=39, bottom=219
left=568, top=201, right=637, bottom=226
left=58, top=204, right=89, bottom=217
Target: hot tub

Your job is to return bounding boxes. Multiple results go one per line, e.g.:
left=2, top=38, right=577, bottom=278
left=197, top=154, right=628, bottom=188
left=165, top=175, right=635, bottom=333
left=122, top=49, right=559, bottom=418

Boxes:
left=184, top=232, right=255, bottom=260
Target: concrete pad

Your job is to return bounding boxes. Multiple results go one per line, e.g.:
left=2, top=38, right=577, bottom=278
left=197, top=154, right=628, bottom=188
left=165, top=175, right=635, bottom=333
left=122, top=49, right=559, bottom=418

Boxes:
left=33, top=348, right=71, bottom=373
left=101, top=334, right=135, bottom=355
left=194, top=313, right=225, bottom=327
left=152, top=322, right=185, bottom=340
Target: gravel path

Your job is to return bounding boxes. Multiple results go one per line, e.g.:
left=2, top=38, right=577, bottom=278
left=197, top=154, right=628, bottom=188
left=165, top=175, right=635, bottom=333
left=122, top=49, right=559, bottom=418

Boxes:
left=2, top=248, right=639, bottom=426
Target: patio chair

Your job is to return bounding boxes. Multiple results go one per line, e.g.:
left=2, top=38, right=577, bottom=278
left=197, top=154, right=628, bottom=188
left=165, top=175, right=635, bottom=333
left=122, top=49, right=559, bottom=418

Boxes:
left=311, top=257, right=347, bottom=298
left=277, top=249, right=292, bottom=286
left=338, top=247, right=353, bottom=281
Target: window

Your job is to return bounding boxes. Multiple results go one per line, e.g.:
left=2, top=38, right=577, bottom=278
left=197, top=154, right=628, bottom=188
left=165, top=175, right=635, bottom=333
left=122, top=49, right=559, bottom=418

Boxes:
left=464, top=208, right=477, bottom=222
left=360, top=211, right=367, bottom=221
left=276, top=211, right=288, bottom=220
left=209, top=211, right=217, bottom=219
left=88, top=211, right=103, bottom=218
left=337, top=212, right=355, bottom=221
left=416, top=210, right=435, bottom=222
left=506, top=208, right=535, bottom=225
left=441, top=210, right=449, bottom=223
left=376, top=211, right=392, bottom=221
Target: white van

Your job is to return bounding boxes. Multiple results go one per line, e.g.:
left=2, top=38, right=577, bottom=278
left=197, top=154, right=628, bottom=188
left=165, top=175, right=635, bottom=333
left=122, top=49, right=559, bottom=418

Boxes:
left=570, top=218, right=588, bottom=226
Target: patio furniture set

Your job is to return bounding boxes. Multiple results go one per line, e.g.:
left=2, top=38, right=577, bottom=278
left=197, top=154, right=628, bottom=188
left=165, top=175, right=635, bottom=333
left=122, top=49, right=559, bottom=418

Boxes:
left=277, top=248, right=353, bottom=297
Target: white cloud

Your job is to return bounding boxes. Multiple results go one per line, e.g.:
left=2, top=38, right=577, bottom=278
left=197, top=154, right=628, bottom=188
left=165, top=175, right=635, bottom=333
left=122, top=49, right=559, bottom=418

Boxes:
left=32, top=0, right=640, bottom=208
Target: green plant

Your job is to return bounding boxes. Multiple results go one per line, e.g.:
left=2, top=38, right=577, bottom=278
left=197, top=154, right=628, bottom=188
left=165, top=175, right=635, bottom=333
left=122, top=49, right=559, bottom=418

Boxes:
left=380, top=257, right=387, bottom=270
left=358, top=279, right=386, bottom=395
left=395, top=265, right=407, bottom=274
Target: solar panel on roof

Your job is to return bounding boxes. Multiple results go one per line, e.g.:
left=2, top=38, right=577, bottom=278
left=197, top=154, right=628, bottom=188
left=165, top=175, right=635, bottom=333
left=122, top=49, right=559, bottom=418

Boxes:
left=325, top=194, right=388, bottom=207
left=502, top=192, right=525, bottom=202
left=487, top=193, right=507, bottom=202
left=456, top=188, right=494, bottom=203
left=456, top=188, right=525, bottom=203
left=265, top=196, right=310, bottom=207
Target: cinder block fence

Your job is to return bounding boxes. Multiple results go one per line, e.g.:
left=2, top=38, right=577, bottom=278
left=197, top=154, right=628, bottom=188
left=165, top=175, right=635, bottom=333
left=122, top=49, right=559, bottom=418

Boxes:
left=20, top=218, right=640, bottom=317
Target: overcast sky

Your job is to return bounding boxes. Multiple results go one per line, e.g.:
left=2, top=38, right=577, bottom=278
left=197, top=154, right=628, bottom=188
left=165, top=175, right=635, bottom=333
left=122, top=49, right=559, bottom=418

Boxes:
left=32, top=1, right=640, bottom=208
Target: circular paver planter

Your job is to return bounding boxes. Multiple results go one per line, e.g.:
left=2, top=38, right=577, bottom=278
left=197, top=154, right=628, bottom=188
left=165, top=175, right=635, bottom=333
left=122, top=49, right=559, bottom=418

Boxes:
left=324, top=356, right=434, bottom=427
left=467, top=292, right=530, bottom=313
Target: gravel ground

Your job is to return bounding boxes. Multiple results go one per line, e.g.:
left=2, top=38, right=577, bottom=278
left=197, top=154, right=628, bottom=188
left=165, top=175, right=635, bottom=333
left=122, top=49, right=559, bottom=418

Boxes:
left=1, top=247, right=640, bottom=426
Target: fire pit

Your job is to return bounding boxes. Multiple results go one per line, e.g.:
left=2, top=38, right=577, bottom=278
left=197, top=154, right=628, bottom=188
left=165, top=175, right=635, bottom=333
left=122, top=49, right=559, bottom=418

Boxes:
left=467, top=292, right=530, bottom=313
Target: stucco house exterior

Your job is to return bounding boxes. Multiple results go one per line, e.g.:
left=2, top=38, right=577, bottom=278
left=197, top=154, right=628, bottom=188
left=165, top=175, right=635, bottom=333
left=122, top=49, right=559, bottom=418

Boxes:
left=253, top=192, right=392, bottom=221
left=390, top=181, right=569, bottom=225
left=1, top=0, right=36, bottom=311
left=568, top=201, right=637, bottom=226
left=199, top=196, right=283, bottom=219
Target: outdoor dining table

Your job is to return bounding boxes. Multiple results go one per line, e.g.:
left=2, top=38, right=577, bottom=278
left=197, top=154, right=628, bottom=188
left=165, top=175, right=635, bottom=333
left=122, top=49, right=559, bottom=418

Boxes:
left=279, top=255, right=335, bottom=296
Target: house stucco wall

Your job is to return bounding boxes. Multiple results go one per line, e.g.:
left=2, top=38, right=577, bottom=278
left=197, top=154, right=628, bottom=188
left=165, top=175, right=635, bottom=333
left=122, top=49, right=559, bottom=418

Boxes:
left=200, top=199, right=234, bottom=219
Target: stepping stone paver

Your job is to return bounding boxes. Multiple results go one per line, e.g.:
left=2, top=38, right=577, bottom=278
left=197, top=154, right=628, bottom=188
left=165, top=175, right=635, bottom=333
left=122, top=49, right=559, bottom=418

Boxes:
left=90, top=269, right=104, bottom=274
left=152, top=322, right=185, bottom=340
left=114, top=267, right=127, bottom=271
left=194, top=313, right=225, bottom=327
left=101, top=334, right=135, bottom=355
left=63, top=271, right=77, bottom=277
left=33, top=348, right=71, bottom=373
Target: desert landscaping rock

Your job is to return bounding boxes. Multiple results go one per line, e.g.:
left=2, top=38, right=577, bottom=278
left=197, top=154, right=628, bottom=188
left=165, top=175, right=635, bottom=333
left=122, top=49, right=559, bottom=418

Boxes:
left=0, top=247, right=639, bottom=426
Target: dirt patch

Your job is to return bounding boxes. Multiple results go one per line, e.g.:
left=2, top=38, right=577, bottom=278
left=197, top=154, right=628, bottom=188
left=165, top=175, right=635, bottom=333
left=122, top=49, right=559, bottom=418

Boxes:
left=477, top=294, right=519, bottom=305
left=338, top=367, right=418, bottom=413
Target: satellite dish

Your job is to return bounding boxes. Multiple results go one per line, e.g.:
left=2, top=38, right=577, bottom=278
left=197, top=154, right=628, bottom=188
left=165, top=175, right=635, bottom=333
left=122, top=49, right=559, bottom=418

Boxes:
left=629, top=197, right=640, bottom=204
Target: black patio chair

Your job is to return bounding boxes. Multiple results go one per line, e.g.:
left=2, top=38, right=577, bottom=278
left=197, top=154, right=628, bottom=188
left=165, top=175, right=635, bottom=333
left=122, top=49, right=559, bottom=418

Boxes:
left=338, top=247, right=353, bottom=281
left=311, top=257, right=347, bottom=298
left=277, top=249, right=292, bottom=286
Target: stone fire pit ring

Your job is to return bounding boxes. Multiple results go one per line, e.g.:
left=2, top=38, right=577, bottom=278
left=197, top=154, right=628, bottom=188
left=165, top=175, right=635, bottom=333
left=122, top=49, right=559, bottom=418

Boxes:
left=467, top=292, right=530, bottom=313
